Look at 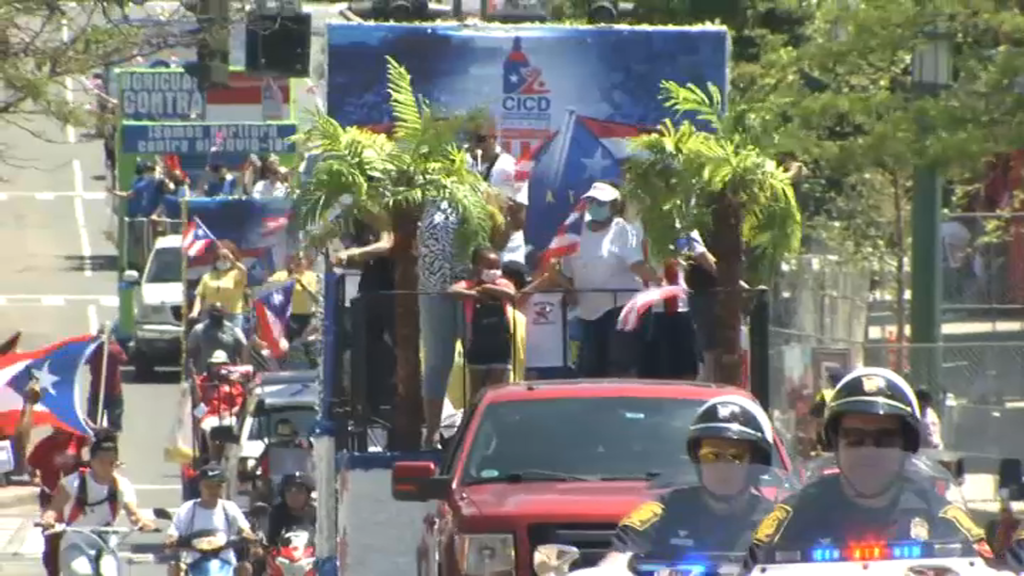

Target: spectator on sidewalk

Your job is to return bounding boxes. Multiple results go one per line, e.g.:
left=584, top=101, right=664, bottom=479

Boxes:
left=86, top=335, right=128, bottom=432
left=28, top=428, right=89, bottom=576
left=916, top=388, right=945, bottom=450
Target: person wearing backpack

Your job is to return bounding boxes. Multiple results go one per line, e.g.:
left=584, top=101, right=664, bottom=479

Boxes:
left=38, top=429, right=155, bottom=574
left=450, top=246, right=518, bottom=404
left=165, top=464, right=259, bottom=576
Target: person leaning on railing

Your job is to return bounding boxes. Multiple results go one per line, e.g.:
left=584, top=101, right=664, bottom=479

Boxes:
left=108, top=160, right=163, bottom=270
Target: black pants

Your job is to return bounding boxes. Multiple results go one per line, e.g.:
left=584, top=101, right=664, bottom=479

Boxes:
left=365, top=301, right=395, bottom=413
left=576, top=307, right=641, bottom=378
left=87, top=392, right=124, bottom=432
left=638, top=311, right=702, bottom=380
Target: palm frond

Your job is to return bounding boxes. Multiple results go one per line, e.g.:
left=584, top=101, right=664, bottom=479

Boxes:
left=385, top=55, right=423, bottom=144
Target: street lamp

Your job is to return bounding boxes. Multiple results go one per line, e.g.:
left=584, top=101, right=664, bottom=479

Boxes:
left=909, top=24, right=953, bottom=390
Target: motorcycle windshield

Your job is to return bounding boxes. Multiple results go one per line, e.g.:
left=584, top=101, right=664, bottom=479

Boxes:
left=626, top=463, right=796, bottom=576
left=750, top=451, right=987, bottom=572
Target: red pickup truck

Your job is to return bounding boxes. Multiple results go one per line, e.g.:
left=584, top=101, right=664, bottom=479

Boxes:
left=390, top=379, right=794, bottom=576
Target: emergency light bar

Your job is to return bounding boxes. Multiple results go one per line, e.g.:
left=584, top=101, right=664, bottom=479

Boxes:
left=809, top=543, right=923, bottom=562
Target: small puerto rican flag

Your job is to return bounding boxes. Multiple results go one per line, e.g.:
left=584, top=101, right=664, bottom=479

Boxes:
left=253, top=280, right=295, bottom=359
left=182, top=217, right=217, bottom=260
left=535, top=199, right=586, bottom=271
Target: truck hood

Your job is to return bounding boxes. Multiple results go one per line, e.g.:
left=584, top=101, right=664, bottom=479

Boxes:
left=141, top=282, right=183, bottom=305
left=458, top=481, right=652, bottom=522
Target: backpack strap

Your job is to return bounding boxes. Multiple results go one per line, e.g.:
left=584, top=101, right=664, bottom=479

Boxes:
left=65, top=469, right=120, bottom=526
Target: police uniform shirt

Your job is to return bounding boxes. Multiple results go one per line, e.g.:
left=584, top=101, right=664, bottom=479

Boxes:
left=611, top=487, right=774, bottom=557
left=748, top=474, right=990, bottom=564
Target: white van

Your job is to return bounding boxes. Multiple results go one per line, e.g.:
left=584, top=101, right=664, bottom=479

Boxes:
left=126, top=233, right=185, bottom=376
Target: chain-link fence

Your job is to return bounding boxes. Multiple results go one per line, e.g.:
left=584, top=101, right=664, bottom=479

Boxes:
left=942, top=212, right=1024, bottom=310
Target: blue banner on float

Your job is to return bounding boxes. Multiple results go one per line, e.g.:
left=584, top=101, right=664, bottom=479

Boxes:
left=120, top=122, right=298, bottom=155
left=324, top=23, right=730, bottom=255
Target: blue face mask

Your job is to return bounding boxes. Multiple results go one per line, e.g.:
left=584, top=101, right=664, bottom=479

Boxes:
left=586, top=203, right=612, bottom=222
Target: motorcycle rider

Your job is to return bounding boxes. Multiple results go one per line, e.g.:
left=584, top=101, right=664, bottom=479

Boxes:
left=39, top=429, right=157, bottom=569
left=266, top=471, right=317, bottom=545
left=165, top=463, right=259, bottom=576
left=599, top=395, right=778, bottom=570
left=746, top=367, right=996, bottom=567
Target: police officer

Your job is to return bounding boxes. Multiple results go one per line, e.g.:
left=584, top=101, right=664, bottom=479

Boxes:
left=746, top=367, right=995, bottom=567
left=600, top=395, right=779, bottom=570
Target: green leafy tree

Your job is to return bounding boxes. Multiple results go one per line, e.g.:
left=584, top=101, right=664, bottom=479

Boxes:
left=292, top=57, right=503, bottom=450
left=623, top=81, right=801, bottom=386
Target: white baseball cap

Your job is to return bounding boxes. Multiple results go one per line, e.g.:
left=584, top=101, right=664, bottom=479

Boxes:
left=581, top=182, right=621, bottom=203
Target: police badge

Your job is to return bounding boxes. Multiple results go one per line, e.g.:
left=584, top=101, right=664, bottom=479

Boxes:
left=910, top=517, right=930, bottom=541
left=861, top=375, right=886, bottom=395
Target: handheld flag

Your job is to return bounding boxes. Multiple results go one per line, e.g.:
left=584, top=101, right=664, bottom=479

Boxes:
left=254, top=281, right=295, bottom=358
left=535, top=200, right=586, bottom=272
left=182, top=217, right=217, bottom=260
left=0, top=335, right=100, bottom=437
left=616, top=286, right=689, bottom=332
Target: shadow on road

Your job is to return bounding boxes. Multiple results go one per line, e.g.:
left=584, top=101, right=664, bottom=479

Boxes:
left=62, top=254, right=118, bottom=273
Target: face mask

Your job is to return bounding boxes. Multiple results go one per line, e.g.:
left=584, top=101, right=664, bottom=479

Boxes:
left=586, top=203, right=612, bottom=222
left=838, top=446, right=905, bottom=498
left=215, top=259, right=231, bottom=271
left=480, top=269, right=501, bottom=283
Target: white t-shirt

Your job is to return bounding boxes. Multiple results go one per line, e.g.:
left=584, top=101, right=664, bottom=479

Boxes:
left=168, top=499, right=250, bottom=563
left=562, top=218, right=644, bottom=321
left=252, top=179, right=289, bottom=198
left=59, top=471, right=137, bottom=551
left=523, top=292, right=565, bottom=368
left=490, top=152, right=528, bottom=264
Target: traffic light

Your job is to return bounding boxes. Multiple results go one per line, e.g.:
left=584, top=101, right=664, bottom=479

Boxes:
left=347, top=0, right=452, bottom=21
left=586, top=0, right=633, bottom=23
left=184, top=0, right=231, bottom=91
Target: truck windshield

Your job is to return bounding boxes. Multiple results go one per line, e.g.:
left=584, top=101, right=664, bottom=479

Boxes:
left=145, top=247, right=183, bottom=284
left=461, top=396, right=782, bottom=485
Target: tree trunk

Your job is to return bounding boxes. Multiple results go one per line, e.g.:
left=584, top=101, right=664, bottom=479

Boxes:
left=710, top=190, right=746, bottom=387
left=390, top=207, right=423, bottom=451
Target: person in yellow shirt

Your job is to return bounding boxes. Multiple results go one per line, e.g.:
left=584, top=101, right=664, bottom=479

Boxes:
left=269, top=252, right=319, bottom=342
left=189, top=240, right=249, bottom=329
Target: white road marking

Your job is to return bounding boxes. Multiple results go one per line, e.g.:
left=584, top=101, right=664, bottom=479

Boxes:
left=100, top=296, right=119, bottom=307
left=0, top=295, right=116, bottom=300
left=61, top=21, right=76, bottom=145
left=82, top=192, right=106, bottom=200
left=87, top=304, right=99, bottom=334
left=34, top=192, right=55, bottom=200
left=0, top=192, right=107, bottom=197
left=41, top=296, right=65, bottom=306
left=0, top=298, right=6, bottom=305
left=72, top=159, right=93, bottom=277
left=0, top=193, right=7, bottom=201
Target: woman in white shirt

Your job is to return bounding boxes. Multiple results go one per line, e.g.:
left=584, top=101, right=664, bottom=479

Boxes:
left=548, top=182, right=662, bottom=377
left=251, top=155, right=289, bottom=198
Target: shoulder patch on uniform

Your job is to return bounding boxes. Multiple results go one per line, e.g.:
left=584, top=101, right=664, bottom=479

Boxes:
left=753, top=503, right=793, bottom=545
left=939, top=504, right=985, bottom=542
left=619, top=501, right=664, bottom=531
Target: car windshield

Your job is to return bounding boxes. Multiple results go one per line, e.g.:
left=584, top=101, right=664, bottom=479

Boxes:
left=145, top=247, right=183, bottom=284
left=248, top=407, right=318, bottom=441
left=461, top=396, right=784, bottom=484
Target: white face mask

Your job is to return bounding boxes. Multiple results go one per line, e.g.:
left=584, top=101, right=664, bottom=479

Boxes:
left=215, top=259, right=231, bottom=271
left=480, top=269, right=501, bottom=283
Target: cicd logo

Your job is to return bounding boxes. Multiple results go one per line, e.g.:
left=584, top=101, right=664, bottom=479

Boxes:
left=532, top=300, right=555, bottom=325
left=501, top=36, right=551, bottom=116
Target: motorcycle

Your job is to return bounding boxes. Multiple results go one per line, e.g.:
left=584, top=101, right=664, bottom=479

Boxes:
left=37, top=522, right=146, bottom=576
left=155, top=507, right=245, bottom=576
left=265, top=528, right=316, bottom=576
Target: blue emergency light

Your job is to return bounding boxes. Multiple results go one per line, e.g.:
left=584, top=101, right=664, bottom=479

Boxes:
left=809, top=544, right=923, bottom=562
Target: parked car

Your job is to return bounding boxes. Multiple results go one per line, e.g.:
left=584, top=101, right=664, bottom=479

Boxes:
left=391, top=379, right=795, bottom=576
left=124, top=233, right=184, bottom=376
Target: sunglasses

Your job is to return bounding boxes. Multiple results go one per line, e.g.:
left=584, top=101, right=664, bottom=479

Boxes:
left=837, top=427, right=903, bottom=448
left=697, top=446, right=751, bottom=465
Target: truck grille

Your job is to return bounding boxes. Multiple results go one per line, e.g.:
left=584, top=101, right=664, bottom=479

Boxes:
left=170, top=306, right=183, bottom=322
left=527, top=523, right=617, bottom=572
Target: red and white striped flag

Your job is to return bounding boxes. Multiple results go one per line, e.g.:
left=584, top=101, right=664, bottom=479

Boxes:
left=182, top=217, right=217, bottom=259
left=536, top=200, right=587, bottom=271
left=616, top=285, right=689, bottom=332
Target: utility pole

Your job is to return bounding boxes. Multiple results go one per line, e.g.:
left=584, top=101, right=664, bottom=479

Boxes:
left=909, top=23, right=953, bottom=390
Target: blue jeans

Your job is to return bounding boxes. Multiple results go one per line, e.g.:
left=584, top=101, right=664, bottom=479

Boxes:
left=419, top=294, right=463, bottom=401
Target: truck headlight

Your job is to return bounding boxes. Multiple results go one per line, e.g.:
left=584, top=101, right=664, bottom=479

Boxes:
left=533, top=544, right=579, bottom=576
left=455, top=533, right=515, bottom=575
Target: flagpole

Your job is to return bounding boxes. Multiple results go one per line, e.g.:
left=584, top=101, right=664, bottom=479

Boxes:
left=96, top=322, right=111, bottom=428
left=550, top=108, right=577, bottom=192
left=180, top=196, right=190, bottom=379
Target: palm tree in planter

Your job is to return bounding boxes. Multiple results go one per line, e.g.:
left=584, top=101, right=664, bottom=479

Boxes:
left=622, top=81, right=801, bottom=386
left=292, top=57, right=504, bottom=450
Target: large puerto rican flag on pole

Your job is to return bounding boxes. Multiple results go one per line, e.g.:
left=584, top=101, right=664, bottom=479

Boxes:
left=523, top=110, right=648, bottom=262
left=0, top=335, right=99, bottom=437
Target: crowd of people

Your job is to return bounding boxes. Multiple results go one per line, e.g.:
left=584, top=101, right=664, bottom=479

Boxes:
left=337, top=123, right=734, bottom=448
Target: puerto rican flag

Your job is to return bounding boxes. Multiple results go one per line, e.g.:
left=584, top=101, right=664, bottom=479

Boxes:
left=536, top=200, right=586, bottom=271
left=616, top=285, right=690, bottom=332
left=182, top=217, right=217, bottom=260
left=0, top=335, right=99, bottom=437
left=523, top=111, right=649, bottom=259
left=253, top=281, right=295, bottom=359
